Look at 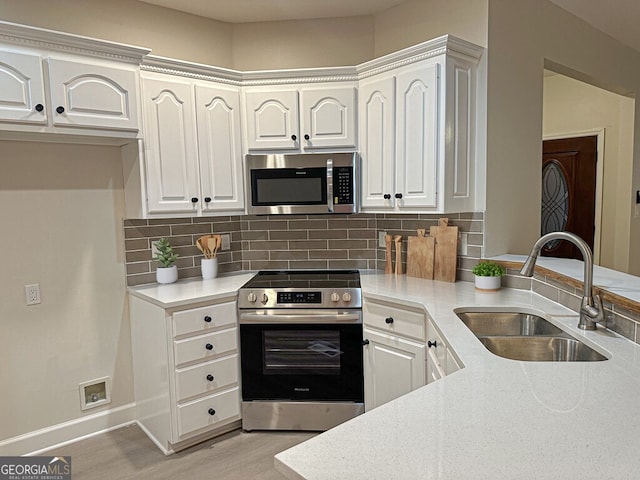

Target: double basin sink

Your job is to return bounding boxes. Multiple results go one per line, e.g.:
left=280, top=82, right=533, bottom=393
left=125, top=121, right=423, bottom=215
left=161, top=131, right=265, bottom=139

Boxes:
left=454, top=310, right=607, bottom=362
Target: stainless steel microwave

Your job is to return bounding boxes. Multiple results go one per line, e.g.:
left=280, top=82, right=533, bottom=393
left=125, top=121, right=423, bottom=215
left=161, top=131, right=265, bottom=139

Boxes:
left=245, top=153, right=358, bottom=215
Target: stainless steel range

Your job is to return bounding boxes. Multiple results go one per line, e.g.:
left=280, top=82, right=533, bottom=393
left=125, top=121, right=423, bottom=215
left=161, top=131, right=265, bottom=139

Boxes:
left=238, top=270, right=364, bottom=431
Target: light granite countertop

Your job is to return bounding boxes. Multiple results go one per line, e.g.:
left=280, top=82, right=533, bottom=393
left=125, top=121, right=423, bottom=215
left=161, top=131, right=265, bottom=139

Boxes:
left=275, top=272, right=640, bottom=480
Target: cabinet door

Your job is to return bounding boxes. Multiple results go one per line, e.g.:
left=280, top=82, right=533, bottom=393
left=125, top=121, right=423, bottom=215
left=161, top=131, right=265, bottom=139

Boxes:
left=48, top=58, right=138, bottom=130
left=395, top=62, right=439, bottom=209
left=359, top=76, right=396, bottom=209
left=363, top=328, right=426, bottom=411
left=195, top=84, right=245, bottom=212
left=245, top=90, right=299, bottom=150
left=142, top=76, right=200, bottom=214
left=300, top=86, right=356, bottom=149
left=0, top=50, right=47, bottom=124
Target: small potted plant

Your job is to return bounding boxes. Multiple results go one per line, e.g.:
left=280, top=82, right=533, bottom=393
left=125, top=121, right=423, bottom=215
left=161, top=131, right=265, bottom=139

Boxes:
left=471, top=260, right=506, bottom=291
left=154, top=237, right=179, bottom=284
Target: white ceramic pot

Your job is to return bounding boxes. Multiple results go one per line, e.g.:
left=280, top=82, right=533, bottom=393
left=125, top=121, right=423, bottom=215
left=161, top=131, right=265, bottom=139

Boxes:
left=474, top=274, right=502, bottom=291
left=156, top=265, right=178, bottom=284
left=201, top=257, right=218, bottom=279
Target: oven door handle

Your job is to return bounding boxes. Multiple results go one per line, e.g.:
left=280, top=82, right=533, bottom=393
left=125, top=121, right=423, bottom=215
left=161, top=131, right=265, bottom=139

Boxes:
left=239, top=311, right=361, bottom=324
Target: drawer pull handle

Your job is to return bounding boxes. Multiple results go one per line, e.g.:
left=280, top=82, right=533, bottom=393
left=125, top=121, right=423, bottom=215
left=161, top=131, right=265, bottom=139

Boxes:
left=208, top=408, right=216, bottom=416
left=56, top=106, right=65, bottom=114
left=428, top=340, right=438, bottom=348
left=205, top=343, right=214, bottom=351
left=204, top=316, right=212, bottom=323
left=385, top=317, right=394, bottom=324
left=206, top=374, right=214, bottom=381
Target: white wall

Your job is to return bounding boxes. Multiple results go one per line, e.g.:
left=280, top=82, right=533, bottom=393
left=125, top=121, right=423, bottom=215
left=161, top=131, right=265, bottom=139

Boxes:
left=485, top=0, right=640, bottom=277
left=0, top=0, right=234, bottom=67
left=543, top=73, right=635, bottom=272
left=0, top=141, right=132, bottom=443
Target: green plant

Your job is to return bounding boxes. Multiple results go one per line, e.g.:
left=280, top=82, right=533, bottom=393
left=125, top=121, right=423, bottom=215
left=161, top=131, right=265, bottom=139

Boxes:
left=472, top=261, right=506, bottom=277
left=153, top=237, right=178, bottom=268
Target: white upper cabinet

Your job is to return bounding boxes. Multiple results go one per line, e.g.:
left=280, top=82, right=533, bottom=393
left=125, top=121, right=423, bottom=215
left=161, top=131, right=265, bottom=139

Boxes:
left=195, top=83, right=245, bottom=212
left=244, top=85, right=357, bottom=152
left=141, top=71, right=245, bottom=216
left=0, top=50, right=47, bottom=124
left=142, top=75, right=200, bottom=215
left=48, top=58, right=139, bottom=131
left=0, top=22, right=149, bottom=137
left=359, top=36, right=481, bottom=213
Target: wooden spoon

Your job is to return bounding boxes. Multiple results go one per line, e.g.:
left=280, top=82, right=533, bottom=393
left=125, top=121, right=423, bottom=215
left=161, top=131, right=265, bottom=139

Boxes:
left=385, top=234, right=393, bottom=274
left=207, top=236, right=217, bottom=259
left=196, top=236, right=208, bottom=259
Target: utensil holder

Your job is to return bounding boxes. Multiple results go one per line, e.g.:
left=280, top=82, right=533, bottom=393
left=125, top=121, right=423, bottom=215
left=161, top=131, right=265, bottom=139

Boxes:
left=201, top=258, right=218, bottom=279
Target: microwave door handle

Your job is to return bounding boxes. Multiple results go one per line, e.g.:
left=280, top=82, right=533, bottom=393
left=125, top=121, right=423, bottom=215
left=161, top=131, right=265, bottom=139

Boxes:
left=326, top=158, right=334, bottom=213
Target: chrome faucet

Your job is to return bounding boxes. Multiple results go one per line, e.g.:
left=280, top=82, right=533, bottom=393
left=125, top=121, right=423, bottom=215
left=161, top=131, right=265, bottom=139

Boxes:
left=519, top=231, right=604, bottom=330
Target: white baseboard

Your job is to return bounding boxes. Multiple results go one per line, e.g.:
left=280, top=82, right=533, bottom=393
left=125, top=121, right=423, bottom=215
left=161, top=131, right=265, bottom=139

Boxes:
left=0, top=402, right=137, bottom=456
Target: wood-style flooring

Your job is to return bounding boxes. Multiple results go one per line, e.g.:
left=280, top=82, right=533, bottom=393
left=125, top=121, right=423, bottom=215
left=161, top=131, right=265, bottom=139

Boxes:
left=45, top=424, right=315, bottom=479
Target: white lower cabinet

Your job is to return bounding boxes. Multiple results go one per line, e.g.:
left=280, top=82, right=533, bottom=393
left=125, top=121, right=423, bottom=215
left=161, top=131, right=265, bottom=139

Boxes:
left=363, top=328, right=426, bottom=410
left=363, top=297, right=462, bottom=410
left=129, top=295, right=241, bottom=454
left=363, top=298, right=427, bottom=411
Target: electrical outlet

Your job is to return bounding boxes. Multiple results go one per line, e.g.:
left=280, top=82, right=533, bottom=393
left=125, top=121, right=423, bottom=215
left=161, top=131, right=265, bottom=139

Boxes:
left=221, top=234, right=231, bottom=250
left=25, top=284, right=40, bottom=305
left=378, top=231, right=387, bottom=248
left=151, top=243, right=159, bottom=257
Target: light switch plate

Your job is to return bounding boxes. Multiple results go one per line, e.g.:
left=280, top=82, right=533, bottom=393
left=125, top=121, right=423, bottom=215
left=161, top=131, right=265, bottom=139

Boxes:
left=378, top=231, right=387, bottom=248
left=221, top=234, right=231, bottom=250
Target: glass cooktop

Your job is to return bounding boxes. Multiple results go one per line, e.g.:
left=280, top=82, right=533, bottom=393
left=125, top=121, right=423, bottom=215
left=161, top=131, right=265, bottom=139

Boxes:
left=240, top=270, right=360, bottom=290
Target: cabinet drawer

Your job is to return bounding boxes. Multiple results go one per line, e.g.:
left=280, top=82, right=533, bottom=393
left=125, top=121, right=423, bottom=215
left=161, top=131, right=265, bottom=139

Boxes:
left=173, top=328, right=237, bottom=366
left=177, top=387, right=240, bottom=438
left=175, top=355, right=239, bottom=402
left=364, top=300, right=426, bottom=341
left=172, top=302, right=237, bottom=337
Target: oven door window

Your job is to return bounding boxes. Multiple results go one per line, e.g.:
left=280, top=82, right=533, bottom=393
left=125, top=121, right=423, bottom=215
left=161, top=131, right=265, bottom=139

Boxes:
left=251, top=168, right=327, bottom=206
left=241, top=323, right=363, bottom=402
left=263, top=330, right=342, bottom=376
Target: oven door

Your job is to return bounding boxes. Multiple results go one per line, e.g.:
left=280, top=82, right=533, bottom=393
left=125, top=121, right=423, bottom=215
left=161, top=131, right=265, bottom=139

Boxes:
left=239, top=315, right=363, bottom=402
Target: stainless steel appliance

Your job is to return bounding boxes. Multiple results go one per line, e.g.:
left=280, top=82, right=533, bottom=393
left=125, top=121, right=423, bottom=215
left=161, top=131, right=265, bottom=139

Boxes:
left=238, top=270, right=364, bottom=431
left=245, top=153, right=358, bottom=215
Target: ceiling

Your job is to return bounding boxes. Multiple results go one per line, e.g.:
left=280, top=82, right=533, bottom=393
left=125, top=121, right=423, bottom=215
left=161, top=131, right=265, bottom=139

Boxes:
left=139, top=0, right=640, bottom=54
left=138, top=0, right=407, bottom=23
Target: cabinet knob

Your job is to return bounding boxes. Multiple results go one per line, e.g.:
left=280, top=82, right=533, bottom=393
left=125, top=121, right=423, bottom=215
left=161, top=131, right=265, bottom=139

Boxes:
left=362, top=339, right=370, bottom=346
left=205, top=343, right=214, bottom=351
left=208, top=408, right=216, bottom=416
left=204, top=197, right=212, bottom=203
left=191, top=197, right=199, bottom=203
left=383, top=194, right=391, bottom=200
left=291, top=134, right=297, bottom=141
left=385, top=317, right=394, bottom=324
left=56, top=106, right=65, bottom=114
left=35, top=104, right=44, bottom=112
left=428, top=340, right=438, bottom=348
left=304, top=134, right=310, bottom=141
left=395, top=193, right=403, bottom=199
left=206, top=374, right=214, bottom=382
left=204, top=315, right=212, bottom=323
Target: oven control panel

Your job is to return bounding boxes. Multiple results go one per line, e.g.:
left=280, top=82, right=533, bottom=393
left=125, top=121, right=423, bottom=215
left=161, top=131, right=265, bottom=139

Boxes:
left=239, top=288, right=361, bottom=309
left=277, top=291, right=322, bottom=304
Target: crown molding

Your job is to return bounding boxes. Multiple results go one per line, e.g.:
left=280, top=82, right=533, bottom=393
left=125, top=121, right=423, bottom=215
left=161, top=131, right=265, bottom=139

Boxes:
left=141, top=55, right=243, bottom=85
left=0, top=21, right=150, bottom=64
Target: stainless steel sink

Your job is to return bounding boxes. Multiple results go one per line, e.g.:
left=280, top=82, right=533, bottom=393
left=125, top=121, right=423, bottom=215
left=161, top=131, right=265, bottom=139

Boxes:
left=456, top=312, right=564, bottom=336
left=455, top=310, right=608, bottom=362
left=478, top=336, right=607, bottom=362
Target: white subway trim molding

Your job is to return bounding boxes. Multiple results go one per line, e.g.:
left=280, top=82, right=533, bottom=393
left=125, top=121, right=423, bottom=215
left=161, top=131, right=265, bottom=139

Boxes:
left=0, top=403, right=136, bottom=456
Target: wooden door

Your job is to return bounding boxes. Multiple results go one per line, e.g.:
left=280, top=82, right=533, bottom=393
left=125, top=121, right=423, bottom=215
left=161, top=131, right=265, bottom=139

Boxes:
left=541, top=136, right=597, bottom=259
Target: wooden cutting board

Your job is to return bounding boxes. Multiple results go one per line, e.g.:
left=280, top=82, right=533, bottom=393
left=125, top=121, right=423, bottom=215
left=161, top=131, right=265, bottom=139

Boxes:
left=430, top=218, right=458, bottom=282
left=406, top=230, right=435, bottom=279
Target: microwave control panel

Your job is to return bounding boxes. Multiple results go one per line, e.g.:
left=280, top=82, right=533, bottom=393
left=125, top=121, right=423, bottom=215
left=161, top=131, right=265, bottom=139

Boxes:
left=334, top=167, right=353, bottom=205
